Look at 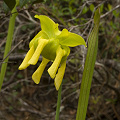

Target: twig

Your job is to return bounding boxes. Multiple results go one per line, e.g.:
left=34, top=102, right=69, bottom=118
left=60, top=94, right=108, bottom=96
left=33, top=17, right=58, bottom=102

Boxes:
left=1, top=40, right=23, bottom=63
left=112, top=104, right=120, bottom=120
left=2, top=70, right=19, bottom=88
left=69, top=4, right=120, bottom=32
left=101, top=4, right=120, bottom=19
left=1, top=78, right=32, bottom=91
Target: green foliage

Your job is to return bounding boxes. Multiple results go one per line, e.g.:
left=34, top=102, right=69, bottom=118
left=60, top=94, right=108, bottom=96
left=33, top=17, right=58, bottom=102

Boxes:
left=2, top=0, right=44, bottom=13
left=3, top=2, right=10, bottom=13
left=19, top=0, right=29, bottom=7
left=90, top=4, right=94, bottom=12
left=100, top=4, right=104, bottom=13
left=45, top=0, right=80, bottom=18
left=82, top=6, right=89, bottom=14
left=17, top=73, right=23, bottom=79
left=3, top=0, right=16, bottom=10
left=98, top=3, right=120, bottom=59
left=105, top=98, right=117, bottom=104
left=108, top=4, right=112, bottom=11
left=3, top=0, right=19, bottom=13
left=113, top=10, right=119, bottom=17
left=94, top=9, right=100, bottom=24
left=19, top=0, right=44, bottom=7
left=76, top=8, right=100, bottom=120
left=91, top=96, right=101, bottom=104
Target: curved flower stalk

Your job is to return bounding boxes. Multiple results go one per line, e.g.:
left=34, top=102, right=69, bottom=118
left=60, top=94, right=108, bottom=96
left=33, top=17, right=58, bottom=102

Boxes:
left=19, top=15, right=86, bottom=90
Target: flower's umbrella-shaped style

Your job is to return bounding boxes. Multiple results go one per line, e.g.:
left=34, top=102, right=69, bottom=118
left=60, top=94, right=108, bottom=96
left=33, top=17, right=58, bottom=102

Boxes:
left=19, top=15, right=86, bottom=90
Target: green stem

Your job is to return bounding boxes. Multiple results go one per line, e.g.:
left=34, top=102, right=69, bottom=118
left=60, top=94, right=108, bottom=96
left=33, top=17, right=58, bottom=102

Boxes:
left=55, top=83, right=62, bottom=120
left=0, top=6, right=18, bottom=91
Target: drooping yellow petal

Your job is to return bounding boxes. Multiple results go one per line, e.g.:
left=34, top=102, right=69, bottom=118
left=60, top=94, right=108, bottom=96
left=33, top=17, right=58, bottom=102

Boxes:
left=32, top=57, right=49, bottom=84
left=19, top=46, right=34, bottom=70
left=48, top=46, right=66, bottom=79
left=28, top=39, right=48, bottom=65
left=29, top=31, right=49, bottom=48
left=54, top=60, right=66, bottom=90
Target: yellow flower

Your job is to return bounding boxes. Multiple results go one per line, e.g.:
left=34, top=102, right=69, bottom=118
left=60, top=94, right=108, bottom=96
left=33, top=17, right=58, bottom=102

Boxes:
left=19, top=15, right=86, bottom=90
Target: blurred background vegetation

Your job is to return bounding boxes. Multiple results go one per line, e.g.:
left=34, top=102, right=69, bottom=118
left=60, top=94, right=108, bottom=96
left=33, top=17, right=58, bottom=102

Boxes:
left=0, top=0, right=120, bottom=120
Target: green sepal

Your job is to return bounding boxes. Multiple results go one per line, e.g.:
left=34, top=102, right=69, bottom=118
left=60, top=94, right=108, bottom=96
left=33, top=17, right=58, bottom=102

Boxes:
left=34, top=15, right=61, bottom=38
left=58, top=29, right=87, bottom=47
